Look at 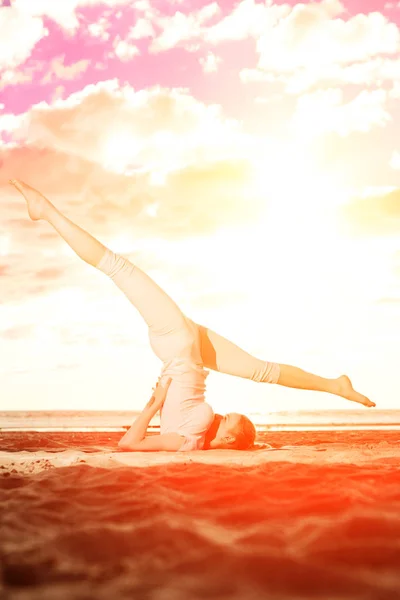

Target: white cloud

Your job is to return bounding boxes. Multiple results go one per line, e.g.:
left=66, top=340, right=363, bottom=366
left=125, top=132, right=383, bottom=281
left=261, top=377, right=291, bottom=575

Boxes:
left=332, top=57, right=400, bottom=86
left=112, top=37, right=140, bottom=61
left=390, top=151, right=400, bottom=170
left=237, top=1, right=400, bottom=94
left=0, top=112, right=26, bottom=136
left=244, top=55, right=400, bottom=95
left=128, top=0, right=289, bottom=54
left=149, top=2, right=220, bottom=53
left=257, top=2, right=399, bottom=73
left=0, top=69, right=33, bottom=91
left=14, top=0, right=82, bottom=33
left=134, top=0, right=152, bottom=11
left=199, top=51, right=222, bottom=74
left=205, top=0, right=289, bottom=43
left=145, top=0, right=289, bottom=52
left=12, top=0, right=136, bottom=33
left=129, top=17, right=156, bottom=40
left=88, top=17, right=111, bottom=41
left=41, top=55, right=90, bottom=84
left=291, top=88, right=391, bottom=138
left=0, top=7, right=48, bottom=70
left=4, top=79, right=248, bottom=179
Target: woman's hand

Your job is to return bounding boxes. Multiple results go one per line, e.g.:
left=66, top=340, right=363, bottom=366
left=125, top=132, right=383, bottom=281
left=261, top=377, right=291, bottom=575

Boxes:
left=145, top=377, right=172, bottom=412
left=118, top=378, right=173, bottom=449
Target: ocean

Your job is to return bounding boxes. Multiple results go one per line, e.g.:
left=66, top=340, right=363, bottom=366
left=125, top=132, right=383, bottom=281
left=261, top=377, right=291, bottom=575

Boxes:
left=1, top=409, right=399, bottom=432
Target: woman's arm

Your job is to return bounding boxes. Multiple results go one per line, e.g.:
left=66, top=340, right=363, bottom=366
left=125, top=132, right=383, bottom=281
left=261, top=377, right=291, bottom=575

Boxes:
left=119, top=432, right=185, bottom=452
left=118, top=378, right=172, bottom=449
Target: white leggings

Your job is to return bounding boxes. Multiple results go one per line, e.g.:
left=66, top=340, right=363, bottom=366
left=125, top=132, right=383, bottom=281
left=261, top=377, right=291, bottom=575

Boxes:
left=96, top=248, right=280, bottom=384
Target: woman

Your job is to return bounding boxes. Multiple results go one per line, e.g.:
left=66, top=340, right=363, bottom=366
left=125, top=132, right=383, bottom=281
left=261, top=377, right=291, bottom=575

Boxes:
left=9, top=179, right=375, bottom=453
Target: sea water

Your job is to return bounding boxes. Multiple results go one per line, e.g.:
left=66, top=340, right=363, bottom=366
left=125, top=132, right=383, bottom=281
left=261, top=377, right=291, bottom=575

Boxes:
left=1, top=409, right=399, bottom=431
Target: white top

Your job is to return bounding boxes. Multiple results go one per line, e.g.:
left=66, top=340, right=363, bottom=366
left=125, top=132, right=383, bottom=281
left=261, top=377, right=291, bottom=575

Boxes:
left=158, top=357, right=215, bottom=451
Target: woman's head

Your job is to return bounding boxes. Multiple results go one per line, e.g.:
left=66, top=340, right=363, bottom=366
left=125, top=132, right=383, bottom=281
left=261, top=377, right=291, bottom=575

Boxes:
left=206, top=413, right=256, bottom=450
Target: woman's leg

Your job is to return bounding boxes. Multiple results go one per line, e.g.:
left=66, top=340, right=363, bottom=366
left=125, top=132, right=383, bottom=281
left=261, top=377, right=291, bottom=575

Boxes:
left=194, top=321, right=375, bottom=407
left=10, top=179, right=195, bottom=363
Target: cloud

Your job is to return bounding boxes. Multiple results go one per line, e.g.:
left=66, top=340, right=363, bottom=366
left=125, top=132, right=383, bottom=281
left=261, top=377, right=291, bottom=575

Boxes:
left=384, top=2, right=400, bottom=9
left=133, top=0, right=152, bottom=11
left=0, top=71, right=289, bottom=312
left=13, top=0, right=82, bottom=33
left=205, top=0, right=289, bottom=43
left=239, top=1, right=400, bottom=93
left=0, top=59, right=45, bottom=92
left=336, top=56, right=400, bottom=87
left=87, top=17, right=111, bottom=41
left=13, top=0, right=134, bottom=34
left=0, top=78, right=272, bottom=305
left=199, top=51, right=222, bottom=74
left=390, top=150, right=400, bottom=170
left=340, top=187, right=400, bottom=237
left=124, top=0, right=290, bottom=57
left=244, top=56, right=400, bottom=96
left=5, top=79, right=245, bottom=180
left=0, top=69, right=34, bottom=91
left=0, top=112, right=27, bottom=143
left=291, top=88, right=391, bottom=138
left=1, top=143, right=261, bottom=247
left=257, top=1, right=399, bottom=72
left=0, top=143, right=139, bottom=209
left=112, top=37, right=140, bottom=61
left=129, top=17, right=156, bottom=40
left=143, top=0, right=288, bottom=53
left=149, top=2, right=221, bottom=53
left=0, top=6, right=48, bottom=70
left=41, top=55, right=90, bottom=84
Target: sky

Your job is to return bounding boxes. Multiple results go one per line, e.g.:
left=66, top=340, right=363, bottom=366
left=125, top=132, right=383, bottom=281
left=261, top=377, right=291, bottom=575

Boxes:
left=0, top=0, right=399, bottom=414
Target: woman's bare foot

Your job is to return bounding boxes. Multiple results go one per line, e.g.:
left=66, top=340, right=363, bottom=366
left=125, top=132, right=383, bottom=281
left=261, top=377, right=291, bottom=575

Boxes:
left=336, top=375, right=376, bottom=407
left=9, top=179, right=51, bottom=221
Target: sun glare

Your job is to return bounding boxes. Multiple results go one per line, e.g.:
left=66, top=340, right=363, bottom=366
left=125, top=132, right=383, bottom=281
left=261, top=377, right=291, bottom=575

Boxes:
left=230, top=140, right=365, bottom=346
left=102, top=131, right=141, bottom=172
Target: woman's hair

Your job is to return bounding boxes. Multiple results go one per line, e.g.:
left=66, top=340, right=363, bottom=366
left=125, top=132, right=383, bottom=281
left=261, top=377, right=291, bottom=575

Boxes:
left=230, top=415, right=256, bottom=450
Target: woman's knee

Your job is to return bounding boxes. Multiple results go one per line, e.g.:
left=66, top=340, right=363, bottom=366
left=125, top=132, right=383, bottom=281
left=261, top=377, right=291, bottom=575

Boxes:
left=252, top=361, right=280, bottom=384
left=98, top=249, right=135, bottom=279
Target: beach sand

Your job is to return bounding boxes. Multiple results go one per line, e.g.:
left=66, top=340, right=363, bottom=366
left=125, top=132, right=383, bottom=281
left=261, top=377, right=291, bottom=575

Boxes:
left=1, top=431, right=400, bottom=599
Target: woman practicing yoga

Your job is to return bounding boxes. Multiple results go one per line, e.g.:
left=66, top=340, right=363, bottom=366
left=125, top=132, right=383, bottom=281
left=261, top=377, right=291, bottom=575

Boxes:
left=10, top=179, right=376, bottom=452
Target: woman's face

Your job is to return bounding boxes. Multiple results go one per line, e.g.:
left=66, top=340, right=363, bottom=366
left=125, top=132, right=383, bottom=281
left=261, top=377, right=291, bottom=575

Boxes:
left=215, top=412, right=241, bottom=441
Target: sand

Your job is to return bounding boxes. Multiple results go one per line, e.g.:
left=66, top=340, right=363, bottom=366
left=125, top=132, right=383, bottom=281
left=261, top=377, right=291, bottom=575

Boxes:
left=1, top=431, right=400, bottom=600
